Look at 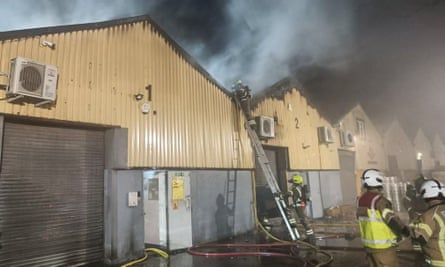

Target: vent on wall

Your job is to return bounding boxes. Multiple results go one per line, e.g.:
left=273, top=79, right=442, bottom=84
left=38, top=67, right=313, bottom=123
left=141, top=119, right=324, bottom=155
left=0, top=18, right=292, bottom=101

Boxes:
left=317, top=126, right=334, bottom=144
left=7, top=56, right=58, bottom=103
left=340, top=130, right=355, bottom=147
left=255, top=116, right=275, bottom=138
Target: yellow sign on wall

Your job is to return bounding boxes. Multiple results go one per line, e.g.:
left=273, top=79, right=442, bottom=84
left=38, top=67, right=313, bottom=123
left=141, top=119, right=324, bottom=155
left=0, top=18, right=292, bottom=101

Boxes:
left=172, top=176, right=184, bottom=200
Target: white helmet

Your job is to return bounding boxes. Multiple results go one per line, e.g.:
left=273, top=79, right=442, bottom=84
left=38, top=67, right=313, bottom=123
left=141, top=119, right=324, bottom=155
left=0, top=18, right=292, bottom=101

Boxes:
left=420, top=179, right=445, bottom=199
left=361, top=169, right=384, bottom=187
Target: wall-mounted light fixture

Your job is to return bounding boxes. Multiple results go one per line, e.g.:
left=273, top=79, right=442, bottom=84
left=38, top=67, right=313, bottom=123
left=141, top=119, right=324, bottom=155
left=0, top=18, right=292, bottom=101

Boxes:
left=416, top=152, right=423, bottom=174
left=416, top=152, right=423, bottom=160
left=134, top=93, right=144, bottom=101
left=41, top=40, right=56, bottom=50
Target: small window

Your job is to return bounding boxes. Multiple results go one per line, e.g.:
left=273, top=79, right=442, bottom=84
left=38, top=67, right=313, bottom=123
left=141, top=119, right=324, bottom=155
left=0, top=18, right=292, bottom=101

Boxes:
left=356, top=119, right=366, bottom=139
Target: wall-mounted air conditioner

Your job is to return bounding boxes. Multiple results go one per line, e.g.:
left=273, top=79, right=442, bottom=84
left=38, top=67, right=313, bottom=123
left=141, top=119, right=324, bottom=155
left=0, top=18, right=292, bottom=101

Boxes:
left=255, top=116, right=275, bottom=138
left=317, top=126, right=334, bottom=144
left=340, top=130, right=355, bottom=147
left=8, top=56, right=58, bottom=102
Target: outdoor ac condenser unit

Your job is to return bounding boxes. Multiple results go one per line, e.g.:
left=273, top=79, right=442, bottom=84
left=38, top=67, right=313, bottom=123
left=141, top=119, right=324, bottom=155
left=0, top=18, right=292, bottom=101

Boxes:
left=255, top=116, right=275, bottom=138
left=317, top=126, right=334, bottom=144
left=340, top=130, right=355, bottom=147
left=8, top=56, right=58, bottom=102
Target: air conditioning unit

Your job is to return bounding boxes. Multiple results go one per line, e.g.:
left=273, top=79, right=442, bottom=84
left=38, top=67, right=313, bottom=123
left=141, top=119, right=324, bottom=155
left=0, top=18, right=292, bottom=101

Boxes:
left=8, top=56, right=58, bottom=102
left=340, top=130, right=355, bottom=147
left=318, top=126, right=334, bottom=144
left=255, top=116, right=275, bottom=138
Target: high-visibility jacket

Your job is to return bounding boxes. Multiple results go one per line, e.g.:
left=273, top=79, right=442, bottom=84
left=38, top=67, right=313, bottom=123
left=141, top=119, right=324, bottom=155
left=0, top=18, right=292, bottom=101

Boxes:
left=357, top=191, right=398, bottom=249
left=291, top=185, right=307, bottom=207
left=410, top=203, right=445, bottom=267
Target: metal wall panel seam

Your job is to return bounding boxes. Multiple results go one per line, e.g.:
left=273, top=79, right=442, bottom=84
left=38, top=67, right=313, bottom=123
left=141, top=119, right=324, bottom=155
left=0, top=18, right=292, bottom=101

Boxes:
left=192, top=69, right=204, bottom=167
left=201, top=75, right=212, bottom=167
left=146, top=26, right=155, bottom=167
left=177, top=57, right=186, bottom=167
left=217, top=88, right=227, bottom=167
left=0, top=41, right=12, bottom=114
left=72, top=30, right=82, bottom=121
left=56, top=32, right=66, bottom=120
left=168, top=44, right=176, bottom=166
left=222, top=89, right=232, bottom=167
left=137, top=24, right=148, bottom=166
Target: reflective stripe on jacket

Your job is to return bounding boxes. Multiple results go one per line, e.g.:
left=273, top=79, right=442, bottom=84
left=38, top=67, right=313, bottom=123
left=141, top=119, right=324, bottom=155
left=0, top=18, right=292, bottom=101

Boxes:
left=410, top=204, right=445, bottom=266
left=291, top=185, right=306, bottom=207
left=358, top=192, right=397, bottom=249
left=428, top=259, right=445, bottom=267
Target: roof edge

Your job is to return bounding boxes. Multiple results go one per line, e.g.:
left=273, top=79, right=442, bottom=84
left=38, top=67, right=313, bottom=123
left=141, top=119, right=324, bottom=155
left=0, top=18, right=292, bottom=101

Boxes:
left=0, top=15, right=230, bottom=95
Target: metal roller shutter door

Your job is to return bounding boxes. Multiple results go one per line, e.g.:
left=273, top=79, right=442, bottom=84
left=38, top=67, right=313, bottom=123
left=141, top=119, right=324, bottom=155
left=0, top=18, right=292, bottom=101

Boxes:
left=0, top=122, right=105, bottom=266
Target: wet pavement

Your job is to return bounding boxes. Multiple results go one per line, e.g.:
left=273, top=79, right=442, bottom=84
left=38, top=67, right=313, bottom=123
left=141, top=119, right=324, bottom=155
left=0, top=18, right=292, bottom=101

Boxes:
left=134, top=240, right=421, bottom=267
left=130, top=217, right=423, bottom=267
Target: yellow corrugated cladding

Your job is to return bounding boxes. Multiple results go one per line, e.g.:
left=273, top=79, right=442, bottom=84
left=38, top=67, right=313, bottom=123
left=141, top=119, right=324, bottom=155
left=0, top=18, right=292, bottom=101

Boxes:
left=0, top=20, right=254, bottom=169
left=253, top=89, right=339, bottom=170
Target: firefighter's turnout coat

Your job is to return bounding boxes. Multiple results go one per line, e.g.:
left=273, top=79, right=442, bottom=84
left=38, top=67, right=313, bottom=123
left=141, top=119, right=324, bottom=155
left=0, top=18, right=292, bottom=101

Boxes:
left=410, top=203, right=445, bottom=267
left=357, top=190, right=401, bottom=249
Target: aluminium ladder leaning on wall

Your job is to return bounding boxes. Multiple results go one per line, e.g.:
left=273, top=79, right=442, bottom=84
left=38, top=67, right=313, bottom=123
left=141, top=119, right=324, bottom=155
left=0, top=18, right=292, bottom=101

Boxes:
left=232, top=87, right=301, bottom=241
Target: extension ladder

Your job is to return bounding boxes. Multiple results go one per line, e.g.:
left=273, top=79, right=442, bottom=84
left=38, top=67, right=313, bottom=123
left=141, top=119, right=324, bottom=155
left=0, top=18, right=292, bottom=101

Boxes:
left=233, top=93, right=301, bottom=241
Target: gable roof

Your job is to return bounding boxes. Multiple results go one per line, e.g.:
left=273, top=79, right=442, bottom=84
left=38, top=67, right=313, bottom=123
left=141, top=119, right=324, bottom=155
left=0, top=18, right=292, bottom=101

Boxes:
left=0, top=15, right=228, bottom=95
left=251, top=76, right=305, bottom=108
left=253, top=75, right=359, bottom=124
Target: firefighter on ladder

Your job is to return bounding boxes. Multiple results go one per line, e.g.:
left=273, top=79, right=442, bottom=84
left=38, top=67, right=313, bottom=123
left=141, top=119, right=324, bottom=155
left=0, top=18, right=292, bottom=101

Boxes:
left=232, top=80, right=255, bottom=126
left=288, top=173, right=316, bottom=245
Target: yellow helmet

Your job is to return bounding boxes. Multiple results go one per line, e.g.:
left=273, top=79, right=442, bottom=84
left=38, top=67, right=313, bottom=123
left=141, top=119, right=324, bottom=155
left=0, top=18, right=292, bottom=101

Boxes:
left=292, top=174, right=303, bottom=184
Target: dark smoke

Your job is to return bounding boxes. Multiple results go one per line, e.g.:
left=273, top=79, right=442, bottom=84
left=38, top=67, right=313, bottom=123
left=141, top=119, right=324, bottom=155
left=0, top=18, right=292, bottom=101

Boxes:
left=1, top=0, right=445, bottom=138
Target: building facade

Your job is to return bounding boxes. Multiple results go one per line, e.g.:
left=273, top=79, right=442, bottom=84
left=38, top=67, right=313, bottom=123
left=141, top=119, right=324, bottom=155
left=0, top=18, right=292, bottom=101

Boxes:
left=0, top=16, right=255, bottom=266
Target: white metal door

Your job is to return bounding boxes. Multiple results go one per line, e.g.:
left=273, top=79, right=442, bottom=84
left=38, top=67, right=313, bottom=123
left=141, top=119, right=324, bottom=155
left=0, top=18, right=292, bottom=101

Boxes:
left=143, top=171, right=167, bottom=247
left=167, top=171, right=192, bottom=250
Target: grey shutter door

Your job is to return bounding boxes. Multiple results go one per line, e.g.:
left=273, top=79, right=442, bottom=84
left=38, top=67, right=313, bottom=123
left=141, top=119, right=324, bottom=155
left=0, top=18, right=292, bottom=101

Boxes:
left=0, top=121, right=105, bottom=266
left=339, top=150, right=357, bottom=205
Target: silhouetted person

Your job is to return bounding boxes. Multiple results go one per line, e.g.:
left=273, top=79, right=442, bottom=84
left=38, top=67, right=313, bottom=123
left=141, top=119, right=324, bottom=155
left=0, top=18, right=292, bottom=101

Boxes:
left=215, top=194, right=233, bottom=238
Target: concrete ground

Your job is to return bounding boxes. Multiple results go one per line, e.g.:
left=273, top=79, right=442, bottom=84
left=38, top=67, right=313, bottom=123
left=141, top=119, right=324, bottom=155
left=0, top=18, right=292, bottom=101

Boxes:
left=131, top=215, right=423, bottom=267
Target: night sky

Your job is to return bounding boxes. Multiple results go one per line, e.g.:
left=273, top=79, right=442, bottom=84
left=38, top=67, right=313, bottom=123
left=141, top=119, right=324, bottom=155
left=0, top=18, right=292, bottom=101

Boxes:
left=1, top=0, right=445, bottom=138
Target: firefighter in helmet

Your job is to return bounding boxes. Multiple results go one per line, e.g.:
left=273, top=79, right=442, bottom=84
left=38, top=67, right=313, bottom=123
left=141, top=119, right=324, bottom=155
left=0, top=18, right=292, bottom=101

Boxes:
left=288, top=173, right=315, bottom=244
left=357, top=169, right=409, bottom=267
left=403, top=175, right=428, bottom=221
left=232, top=80, right=254, bottom=123
left=409, top=179, right=445, bottom=267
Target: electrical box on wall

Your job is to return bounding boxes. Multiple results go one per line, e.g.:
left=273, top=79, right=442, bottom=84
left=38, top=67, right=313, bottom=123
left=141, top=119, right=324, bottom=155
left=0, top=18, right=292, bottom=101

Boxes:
left=128, top=192, right=139, bottom=207
left=318, top=126, right=334, bottom=144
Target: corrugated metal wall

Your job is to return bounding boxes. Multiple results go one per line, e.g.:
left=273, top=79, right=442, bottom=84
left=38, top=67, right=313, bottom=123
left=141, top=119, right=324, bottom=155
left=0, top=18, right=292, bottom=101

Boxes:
left=252, top=89, right=339, bottom=170
left=0, top=19, right=253, bottom=169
